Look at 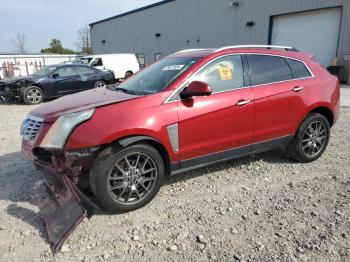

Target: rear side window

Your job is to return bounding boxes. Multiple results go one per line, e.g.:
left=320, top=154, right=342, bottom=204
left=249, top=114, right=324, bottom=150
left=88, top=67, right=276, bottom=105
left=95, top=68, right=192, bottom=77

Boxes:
left=284, top=58, right=311, bottom=79
left=247, top=55, right=292, bottom=86
left=75, top=66, right=95, bottom=75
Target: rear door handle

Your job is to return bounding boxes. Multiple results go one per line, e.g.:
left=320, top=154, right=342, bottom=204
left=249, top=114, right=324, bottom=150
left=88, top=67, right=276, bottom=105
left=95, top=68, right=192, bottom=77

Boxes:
left=235, top=99, right=251, bottom=106
left=292, top=86, right=304, bottom=92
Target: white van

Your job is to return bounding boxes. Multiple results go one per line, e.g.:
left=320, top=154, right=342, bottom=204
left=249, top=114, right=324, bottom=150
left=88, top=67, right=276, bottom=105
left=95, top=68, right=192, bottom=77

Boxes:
left=81, top=54, right=140, bottom=80
left=0, top=67, right=4, bottom=79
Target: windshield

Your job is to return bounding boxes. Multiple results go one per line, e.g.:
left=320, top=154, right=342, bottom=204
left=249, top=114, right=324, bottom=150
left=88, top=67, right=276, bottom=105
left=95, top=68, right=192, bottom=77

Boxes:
left=115, top=57, right=199, bottom=95
left=31, top=66, right=57, bottom=76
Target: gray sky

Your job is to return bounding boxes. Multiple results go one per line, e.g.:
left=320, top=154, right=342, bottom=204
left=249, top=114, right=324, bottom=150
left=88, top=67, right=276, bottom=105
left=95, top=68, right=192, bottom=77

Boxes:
left=0, top=0, right=159, bottom=53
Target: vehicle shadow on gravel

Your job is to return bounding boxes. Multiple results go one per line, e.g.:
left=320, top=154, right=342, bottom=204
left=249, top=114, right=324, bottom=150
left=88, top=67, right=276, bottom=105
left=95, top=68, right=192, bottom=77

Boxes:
left=164, top=149, right=296, bottom=184
left=0, top=152, right=51, bottom=245
left=0, top=149, right=295, bottom=241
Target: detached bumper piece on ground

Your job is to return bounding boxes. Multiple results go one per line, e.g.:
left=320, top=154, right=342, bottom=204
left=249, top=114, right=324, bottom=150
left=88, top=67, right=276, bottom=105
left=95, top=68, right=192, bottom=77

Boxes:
left=37, top=169, right=99, bottom=253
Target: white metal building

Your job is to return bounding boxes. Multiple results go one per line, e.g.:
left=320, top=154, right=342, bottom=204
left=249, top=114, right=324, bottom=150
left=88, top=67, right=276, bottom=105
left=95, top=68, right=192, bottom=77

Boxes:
left=90, top=0, right=350, bottom=81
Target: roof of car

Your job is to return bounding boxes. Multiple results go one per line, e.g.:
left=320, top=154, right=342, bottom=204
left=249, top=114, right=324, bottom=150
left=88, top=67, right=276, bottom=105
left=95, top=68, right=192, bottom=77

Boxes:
left=168, top=49, right=215, bottom=58
left=47, top=64, right=91, bottom=68
left=169, top=45, right=308, bottom=61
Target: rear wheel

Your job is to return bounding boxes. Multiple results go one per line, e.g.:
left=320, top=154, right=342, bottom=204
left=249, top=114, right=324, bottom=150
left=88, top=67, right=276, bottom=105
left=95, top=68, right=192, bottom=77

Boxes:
left=23, top=86, right=44, bottom=105
left=90, top=144, right=164, bottom=213
left=287, top=113, right=330, bottom=163
left=94, top=81, right=107, bottom=88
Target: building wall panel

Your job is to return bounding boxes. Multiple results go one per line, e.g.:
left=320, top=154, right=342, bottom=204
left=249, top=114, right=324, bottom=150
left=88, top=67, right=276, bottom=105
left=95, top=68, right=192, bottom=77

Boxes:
left=90, top=0, right=350, bottom=79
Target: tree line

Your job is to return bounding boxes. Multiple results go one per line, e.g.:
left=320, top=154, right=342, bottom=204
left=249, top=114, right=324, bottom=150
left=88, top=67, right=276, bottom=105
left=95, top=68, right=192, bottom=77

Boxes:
left=11, top=25, right=91, bottom=55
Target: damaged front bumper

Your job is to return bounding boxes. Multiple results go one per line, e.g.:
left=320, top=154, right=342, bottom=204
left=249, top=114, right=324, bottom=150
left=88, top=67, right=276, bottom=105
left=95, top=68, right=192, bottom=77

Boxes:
left=22, top=140, right=100, bottom=253
left=0, top=82, right=22, bottom=99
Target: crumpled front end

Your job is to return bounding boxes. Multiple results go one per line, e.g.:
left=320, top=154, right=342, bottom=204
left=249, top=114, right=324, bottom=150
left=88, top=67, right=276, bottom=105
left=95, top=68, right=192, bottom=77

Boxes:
left=22, top=132, right=100, bottom=253
left=0, top=79, right=31, bottom=100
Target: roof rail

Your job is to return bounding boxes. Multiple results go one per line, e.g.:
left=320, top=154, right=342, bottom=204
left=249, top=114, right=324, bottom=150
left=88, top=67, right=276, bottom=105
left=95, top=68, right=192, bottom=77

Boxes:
left=215, top=45, right=297, bottom=52
left=176, top=48, right=210, bottom=53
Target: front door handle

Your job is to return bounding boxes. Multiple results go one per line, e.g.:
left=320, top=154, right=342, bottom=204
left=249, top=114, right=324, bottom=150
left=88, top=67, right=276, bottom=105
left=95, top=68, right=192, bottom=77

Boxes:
left=235, top=99, right=251, bottom=106
left=292, top=86, right=304, bottom=92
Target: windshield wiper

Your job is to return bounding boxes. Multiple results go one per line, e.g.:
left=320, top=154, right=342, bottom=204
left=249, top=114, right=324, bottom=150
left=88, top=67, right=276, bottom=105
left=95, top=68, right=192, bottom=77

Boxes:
left=113, top=87, right=138, bottom=95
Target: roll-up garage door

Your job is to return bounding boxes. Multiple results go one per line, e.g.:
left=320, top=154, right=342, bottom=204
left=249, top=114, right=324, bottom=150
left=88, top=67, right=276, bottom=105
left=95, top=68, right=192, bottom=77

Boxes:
left=271, top=8, right=341, bottom=67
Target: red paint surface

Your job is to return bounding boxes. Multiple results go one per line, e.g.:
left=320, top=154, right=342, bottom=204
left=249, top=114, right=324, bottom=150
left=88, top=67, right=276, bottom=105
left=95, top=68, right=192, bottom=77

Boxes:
left=23, top=48, right=340, bottom=165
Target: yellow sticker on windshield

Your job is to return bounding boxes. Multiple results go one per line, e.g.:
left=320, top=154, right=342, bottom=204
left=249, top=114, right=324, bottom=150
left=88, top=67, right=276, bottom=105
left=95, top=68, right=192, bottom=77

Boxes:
left=218, top=67, right=233, bottom=80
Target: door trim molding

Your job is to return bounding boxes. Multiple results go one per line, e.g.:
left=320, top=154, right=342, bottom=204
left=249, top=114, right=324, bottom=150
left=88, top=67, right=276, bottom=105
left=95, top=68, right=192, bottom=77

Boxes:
left=170, top=134, right=293, bottom=175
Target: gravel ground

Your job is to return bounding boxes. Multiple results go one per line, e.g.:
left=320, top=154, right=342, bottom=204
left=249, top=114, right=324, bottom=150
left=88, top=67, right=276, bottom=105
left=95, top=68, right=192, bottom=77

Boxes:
left=0, top=101, right=349, bottom=262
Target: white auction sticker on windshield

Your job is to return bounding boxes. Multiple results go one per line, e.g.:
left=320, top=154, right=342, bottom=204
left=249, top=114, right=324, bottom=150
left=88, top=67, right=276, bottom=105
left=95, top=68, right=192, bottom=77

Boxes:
left=162, top=65, right=185, bottom=71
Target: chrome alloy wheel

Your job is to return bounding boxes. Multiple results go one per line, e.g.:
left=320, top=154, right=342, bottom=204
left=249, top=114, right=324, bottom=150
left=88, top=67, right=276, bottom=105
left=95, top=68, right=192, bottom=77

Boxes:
left=107, top=152, right=158, bottom=205
left=302, top=121, right=328, bottom=157
left=26, top=89, right=42, bottom=104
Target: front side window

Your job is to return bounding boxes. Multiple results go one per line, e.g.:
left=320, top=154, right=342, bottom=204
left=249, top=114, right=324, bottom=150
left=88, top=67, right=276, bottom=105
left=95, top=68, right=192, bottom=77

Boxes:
left=114, top=57, right=198, bottom=95
left=191, top=55, right=244, bottom=93
left=285, top=58, right=311, bottom=79
left=91, top=58, right=103, bottom=67
left=247, top=55, right=292, bottom=86
left=54, top=67, right=74, bottom=77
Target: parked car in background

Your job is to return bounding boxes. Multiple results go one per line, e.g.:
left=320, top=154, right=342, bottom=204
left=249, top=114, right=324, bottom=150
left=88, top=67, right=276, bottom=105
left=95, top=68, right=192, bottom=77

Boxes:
left=21, top=45, right=339, bottom=251
left=0, top=64, right=115, bottom=104
left=80, top=54, right=140, bottom=80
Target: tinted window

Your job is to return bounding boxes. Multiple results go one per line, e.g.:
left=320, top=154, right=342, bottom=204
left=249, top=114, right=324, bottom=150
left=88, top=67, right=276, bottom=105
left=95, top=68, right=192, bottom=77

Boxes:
left=192, top=55, right=244, bottom=93
left=75, top=66, right=95, bottom=75
left=247, top=55, right=292, bottom=85
left=285, top=58, right=311, bottom=79
left=54, top=67, right=74, bottom=77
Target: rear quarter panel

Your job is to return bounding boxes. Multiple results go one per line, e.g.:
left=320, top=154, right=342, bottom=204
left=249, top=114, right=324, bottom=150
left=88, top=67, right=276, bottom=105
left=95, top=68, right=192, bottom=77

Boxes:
left=301, top=60, right=340, bottom=126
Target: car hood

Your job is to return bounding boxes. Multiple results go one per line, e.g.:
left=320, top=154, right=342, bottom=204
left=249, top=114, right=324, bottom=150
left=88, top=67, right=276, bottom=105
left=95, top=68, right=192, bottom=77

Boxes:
left=0, top=75, right=42, bottom=85
left=29, top=87, right=140, bottom=122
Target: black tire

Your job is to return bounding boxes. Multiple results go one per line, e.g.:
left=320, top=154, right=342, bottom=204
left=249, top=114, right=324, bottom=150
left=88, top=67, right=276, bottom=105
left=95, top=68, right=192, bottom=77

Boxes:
left=287, top=113, right=330, bottom=163
left=94, top=81, right=107, bottom=88
left=124, top=71, right=133, bottom=79
left=90, top=143, right=164, bottom=213
left=22, top=86, right=44, bottom=105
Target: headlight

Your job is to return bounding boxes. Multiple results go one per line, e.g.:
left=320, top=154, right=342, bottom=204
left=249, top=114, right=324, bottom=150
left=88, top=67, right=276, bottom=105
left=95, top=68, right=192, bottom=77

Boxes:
left=40, top=109, right=95, bottom=149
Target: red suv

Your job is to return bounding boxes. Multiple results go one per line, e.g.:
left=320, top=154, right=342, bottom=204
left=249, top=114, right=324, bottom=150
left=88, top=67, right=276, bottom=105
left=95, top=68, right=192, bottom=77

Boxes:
left=22, top=45, right=340, bottom=215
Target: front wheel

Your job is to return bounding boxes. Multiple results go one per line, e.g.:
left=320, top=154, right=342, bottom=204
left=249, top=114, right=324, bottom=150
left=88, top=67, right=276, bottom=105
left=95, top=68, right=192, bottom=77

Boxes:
left=22, top=86, right=44, bottom=105
left=287, top=113, right=330, bottom=163
left=90, top=144, right=164, bottom=213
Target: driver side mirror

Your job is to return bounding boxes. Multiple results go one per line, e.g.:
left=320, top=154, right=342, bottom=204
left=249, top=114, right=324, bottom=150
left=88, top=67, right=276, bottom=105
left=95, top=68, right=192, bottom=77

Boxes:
left=180, top=81, right=212, bottom=99
left=51, top=73, right=59, bottom=78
